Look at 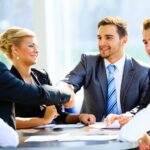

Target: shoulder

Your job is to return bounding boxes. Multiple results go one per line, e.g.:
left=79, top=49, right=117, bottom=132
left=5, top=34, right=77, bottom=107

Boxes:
left=31, top=68, right=48, bottom=76
left=0, top=62, right=8, bottom=72
left=81, top=52, right=102, bottom=64
left=126, top=56, right=150, bottom=71
left=31, top=68, right=52, bottom=85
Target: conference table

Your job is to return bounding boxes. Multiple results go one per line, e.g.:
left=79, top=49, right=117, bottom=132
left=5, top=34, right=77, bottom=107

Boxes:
left=1, top=123, right=138, bottom=150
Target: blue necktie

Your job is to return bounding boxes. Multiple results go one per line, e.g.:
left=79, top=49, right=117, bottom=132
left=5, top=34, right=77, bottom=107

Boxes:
left=105, top=64, right=118, bottom=116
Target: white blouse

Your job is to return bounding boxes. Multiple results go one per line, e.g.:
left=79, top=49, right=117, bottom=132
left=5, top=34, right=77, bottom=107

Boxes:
left=0, top=118, right=19, bottom=147
left=119, top=104, right=150, bottom=142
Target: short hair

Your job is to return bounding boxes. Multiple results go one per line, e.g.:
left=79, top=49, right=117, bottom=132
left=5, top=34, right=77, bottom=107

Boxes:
left=97, top=16, right=128, bottom=38
left=0, top=26, right=35, bottom=59
left=142, top=18, right=150, bottom=31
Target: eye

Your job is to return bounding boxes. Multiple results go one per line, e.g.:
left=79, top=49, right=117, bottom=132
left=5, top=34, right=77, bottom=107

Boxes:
left=143, top=41, right=147, bottom=45
left=106, top=36, right=113, bottom=40
left=28, top=44, right=34, bottom=48
left=97, top=36, right=101, bottom=40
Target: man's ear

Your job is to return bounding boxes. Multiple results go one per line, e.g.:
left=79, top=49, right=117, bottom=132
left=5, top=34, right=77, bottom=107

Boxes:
left=121, top=36, right=128, bottom=46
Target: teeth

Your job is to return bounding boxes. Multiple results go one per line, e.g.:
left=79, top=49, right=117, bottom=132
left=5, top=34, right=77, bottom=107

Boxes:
left=101, top=47, right=109, bottom=51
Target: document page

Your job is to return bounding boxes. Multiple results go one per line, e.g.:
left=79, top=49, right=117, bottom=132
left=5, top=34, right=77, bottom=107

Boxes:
left=89, top=121, right=120, bottom=129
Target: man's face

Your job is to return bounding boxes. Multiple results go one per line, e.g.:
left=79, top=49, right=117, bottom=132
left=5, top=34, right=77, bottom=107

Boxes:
left=97, top=25, right=127, bottom=63
left=143, top=28, right=150, bottom=57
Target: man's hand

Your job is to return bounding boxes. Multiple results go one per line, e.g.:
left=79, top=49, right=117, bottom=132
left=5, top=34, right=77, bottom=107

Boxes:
left=79, top=114, right=96, bottom=125
left=139, top=133, right=150, bottom=150
left=58, top=82, right=75, bottom=108
left=104, top=113, right=133, bottom=127
left=104, top=114, right=121, bottom=126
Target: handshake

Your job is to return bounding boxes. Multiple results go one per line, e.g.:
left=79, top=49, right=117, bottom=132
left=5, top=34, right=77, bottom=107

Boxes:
left=42, top=82, right=75, bottom=107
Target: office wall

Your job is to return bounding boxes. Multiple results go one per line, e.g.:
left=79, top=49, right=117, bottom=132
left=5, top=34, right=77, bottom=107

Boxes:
left=0, top=0, right=149, bottom=112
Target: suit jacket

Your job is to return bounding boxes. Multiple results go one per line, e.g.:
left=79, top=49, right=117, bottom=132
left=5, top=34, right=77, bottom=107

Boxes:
left=11, top=66, right=68, bottom=124
left=130, top=70, right=150, bottom=114
left=63, top=54, right=149, bottom=121
left=0, top=62, right=70, bottom=128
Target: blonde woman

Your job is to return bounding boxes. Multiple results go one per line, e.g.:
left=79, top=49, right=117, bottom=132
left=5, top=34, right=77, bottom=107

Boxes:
left=0, top=27, right=96, bottom=129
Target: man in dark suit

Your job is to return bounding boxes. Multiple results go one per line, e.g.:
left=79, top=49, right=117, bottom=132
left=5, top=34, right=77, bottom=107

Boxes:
left=62, top=16, right=149, bottom=122
left=0, top=61, right=71, bottom=128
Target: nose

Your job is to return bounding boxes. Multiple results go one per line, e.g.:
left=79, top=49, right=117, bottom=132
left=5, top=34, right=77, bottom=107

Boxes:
left=98, top=38, right=106, bottom=46
left=34, top=45, right=39, bottom=53
left=145, top=43, right=150, bottom=56
left=146, top=43, right=150, bottom=51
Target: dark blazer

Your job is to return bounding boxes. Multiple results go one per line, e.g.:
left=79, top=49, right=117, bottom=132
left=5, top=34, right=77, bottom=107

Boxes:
left=11, top=66, right=68, bottom=124
left=0, top=62, right=70, bottom=128
left=63, top=54, right=149, bottom=121
left=130, top=69, right=150, bottom=114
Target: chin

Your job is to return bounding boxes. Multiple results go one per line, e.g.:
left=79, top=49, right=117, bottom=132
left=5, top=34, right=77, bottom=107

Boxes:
left=100, top=54, right=109, bottom=58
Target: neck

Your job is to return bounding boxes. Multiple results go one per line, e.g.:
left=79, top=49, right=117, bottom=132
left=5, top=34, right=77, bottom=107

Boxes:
left=13, top=62, right=32, bottom=84
left=107, top=50, right=125, bottom=64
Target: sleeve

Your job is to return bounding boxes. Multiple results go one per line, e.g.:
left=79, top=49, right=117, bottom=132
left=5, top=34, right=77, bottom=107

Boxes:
left=0, top=118, right=19, bottom=147
left=0, top=62, right=70, bottom=105
left=119, top=104, right=150, bottom=142
left=62, top=54, right=87, bottom=92
left=54, top=105, right=68, bottom=124
left=130, top=69, right=150, bottom=115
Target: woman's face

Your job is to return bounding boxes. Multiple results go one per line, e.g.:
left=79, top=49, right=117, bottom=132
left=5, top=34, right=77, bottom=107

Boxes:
left=14, top=36, right=39, bottom=66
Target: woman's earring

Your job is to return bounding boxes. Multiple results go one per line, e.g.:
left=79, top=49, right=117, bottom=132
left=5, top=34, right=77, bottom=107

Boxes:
left=16, top=56, right=20, bottom=60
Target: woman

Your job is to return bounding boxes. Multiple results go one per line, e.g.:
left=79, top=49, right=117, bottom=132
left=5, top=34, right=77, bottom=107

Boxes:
left=0, top=27, right=96, bottom=129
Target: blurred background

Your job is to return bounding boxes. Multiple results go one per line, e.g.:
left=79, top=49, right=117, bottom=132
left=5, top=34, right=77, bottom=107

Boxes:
left=0, top=0, right=149, bottom=112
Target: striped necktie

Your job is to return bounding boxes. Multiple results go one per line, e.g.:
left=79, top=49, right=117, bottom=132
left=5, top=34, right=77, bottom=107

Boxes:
left=105, top=64, right=118, bottom=116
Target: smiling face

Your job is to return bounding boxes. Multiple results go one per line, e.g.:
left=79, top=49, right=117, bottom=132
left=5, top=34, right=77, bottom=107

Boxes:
left=143, top=28, right=150, bottom=57
left=97, top=25, right=127, bottom=63
left=12, top=36, right=39, bottom=67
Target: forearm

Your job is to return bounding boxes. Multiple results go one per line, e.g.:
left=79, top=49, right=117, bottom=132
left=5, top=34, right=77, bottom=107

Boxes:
left=16, top=117, right=53, bottom=129
left=65, top=114, right=80, bottom=124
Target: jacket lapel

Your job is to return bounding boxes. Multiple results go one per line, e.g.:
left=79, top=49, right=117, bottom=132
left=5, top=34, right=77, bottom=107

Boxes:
left=31, top=71, right=41, bottom=85
left=120, top=56, right=135, bottom=107
left=10, top=66, right=24, bottom=81
left=97, top=58, right=108, bottom=102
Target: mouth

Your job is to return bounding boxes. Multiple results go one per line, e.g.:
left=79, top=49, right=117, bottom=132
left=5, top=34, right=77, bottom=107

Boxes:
left=99, top=46, right=110, bottom=51
left=31, top=55, right=38, bottom=60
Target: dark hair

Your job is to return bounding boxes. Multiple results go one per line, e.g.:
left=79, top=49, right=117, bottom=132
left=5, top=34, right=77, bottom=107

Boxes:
left=143, top=18, right=150, bottom=31
left=97, top=16, right=128, bottom=39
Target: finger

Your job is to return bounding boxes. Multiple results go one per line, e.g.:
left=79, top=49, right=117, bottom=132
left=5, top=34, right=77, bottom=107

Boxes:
left=118, top=118, right=130, bottom=127
left=104, top=115, right=116, bottom=126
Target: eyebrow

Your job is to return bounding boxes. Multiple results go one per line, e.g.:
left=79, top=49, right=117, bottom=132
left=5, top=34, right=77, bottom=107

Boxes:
left=97, top=34, right=114, bottom=37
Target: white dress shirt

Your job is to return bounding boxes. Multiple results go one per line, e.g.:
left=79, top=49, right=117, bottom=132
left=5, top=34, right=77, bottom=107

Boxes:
left=104, top=55, right=126, bottom=114
left=0, top=118, right=19, bottom=147
left=119, top=104, right=150, bottom=142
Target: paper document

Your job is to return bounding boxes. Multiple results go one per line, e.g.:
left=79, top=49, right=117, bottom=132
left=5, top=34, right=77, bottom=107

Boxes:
left=35, top=124, right=55, bottom=129
left=25, top=133, right=70, bottom=142
left=34, top=123, right=84, bottom=129
left=59, top=135, right=119, bottom=141
left=53, top=123, right=85, bottom=129
left=89, top=121, right=120, bottom=129
left=25, top=134, right=118, bottom=142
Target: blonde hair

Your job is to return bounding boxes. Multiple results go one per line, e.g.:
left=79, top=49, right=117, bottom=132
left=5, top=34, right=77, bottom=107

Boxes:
left=0, top=26, right=35, bottom=59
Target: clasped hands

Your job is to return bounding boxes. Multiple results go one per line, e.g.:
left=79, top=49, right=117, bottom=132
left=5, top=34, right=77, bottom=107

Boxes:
left=104, top=113, right=133, bottom=127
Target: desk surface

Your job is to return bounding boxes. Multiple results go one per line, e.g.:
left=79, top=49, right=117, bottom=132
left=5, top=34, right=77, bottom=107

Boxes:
left=6, top=124, right=139, bottom=150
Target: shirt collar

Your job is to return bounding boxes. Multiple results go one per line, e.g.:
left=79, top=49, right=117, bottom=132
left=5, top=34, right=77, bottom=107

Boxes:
left=104, top=55, right=126, bottom=72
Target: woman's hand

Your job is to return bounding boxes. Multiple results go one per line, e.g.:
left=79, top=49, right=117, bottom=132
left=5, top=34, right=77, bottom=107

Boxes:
left=43, top=105, right=59, bottom=124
